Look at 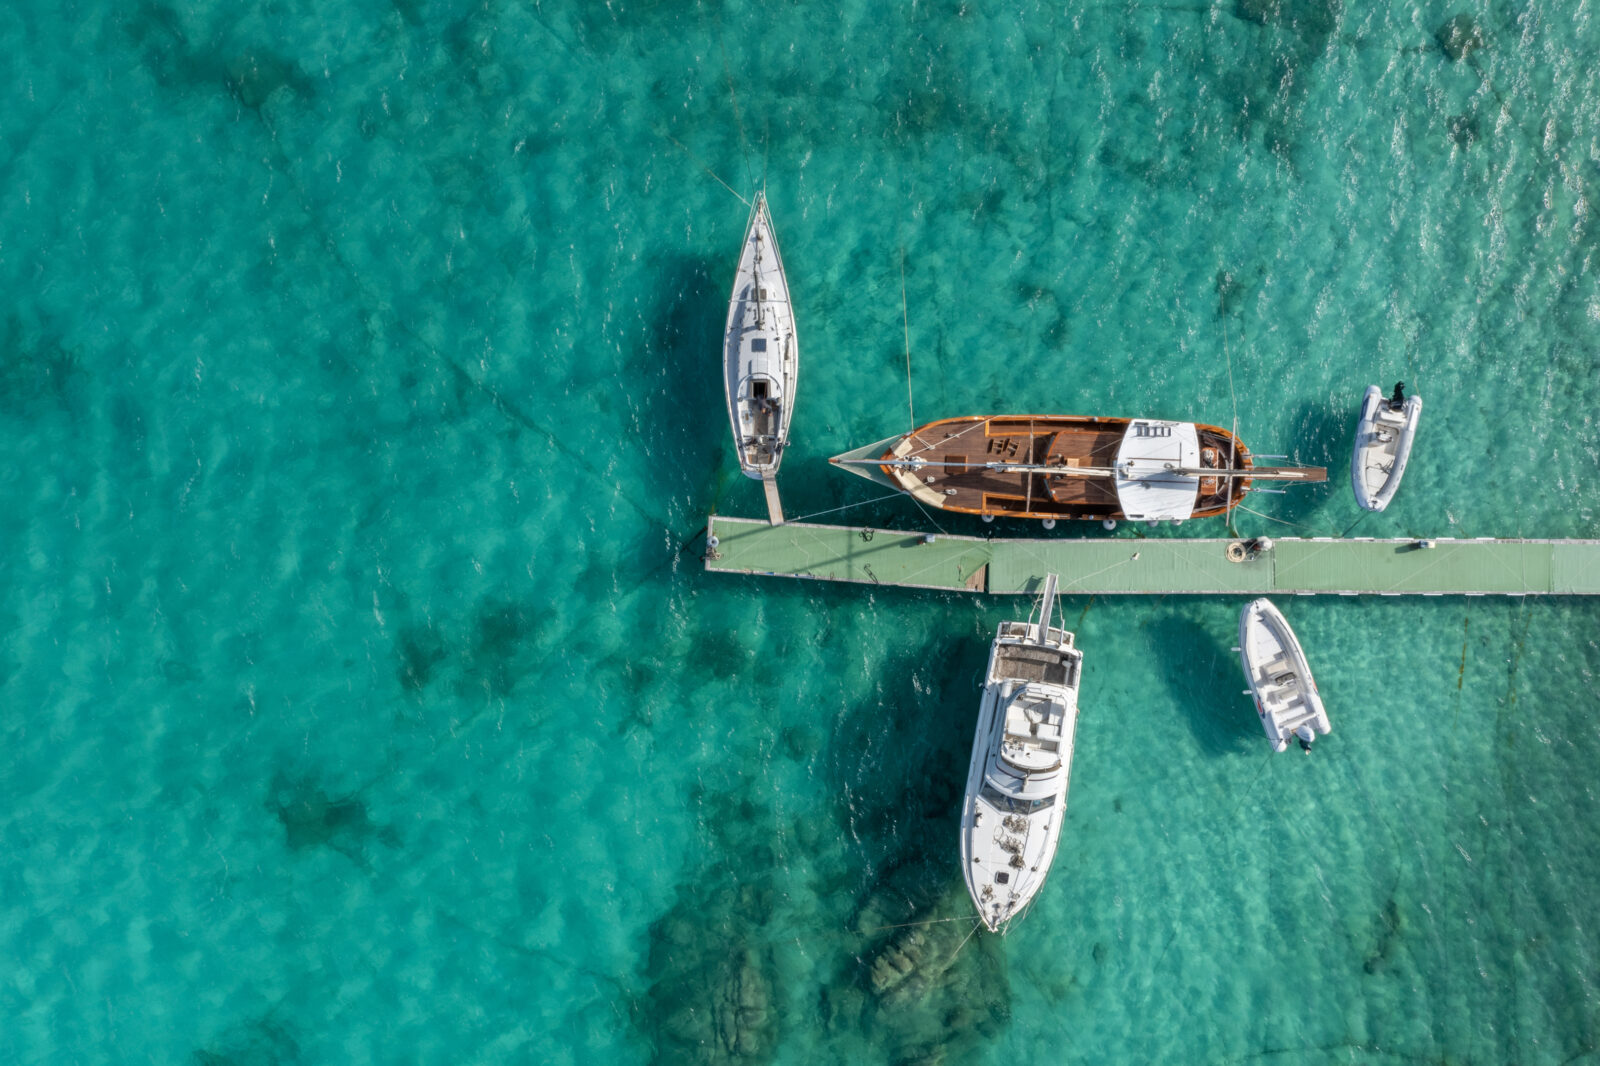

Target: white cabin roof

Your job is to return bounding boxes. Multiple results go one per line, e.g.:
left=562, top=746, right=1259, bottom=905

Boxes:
left=1114, top=420, right=1200, bottom=521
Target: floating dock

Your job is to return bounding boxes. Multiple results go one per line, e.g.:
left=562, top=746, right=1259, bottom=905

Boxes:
left=703, top=516, right=1600, bottom=596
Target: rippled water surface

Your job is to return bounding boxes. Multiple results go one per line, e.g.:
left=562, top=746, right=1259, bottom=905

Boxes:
left=3, top=0, right=1598, bottom=1063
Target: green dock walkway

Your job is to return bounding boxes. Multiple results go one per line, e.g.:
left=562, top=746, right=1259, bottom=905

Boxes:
left=703, top=516, right=1600, bottom=596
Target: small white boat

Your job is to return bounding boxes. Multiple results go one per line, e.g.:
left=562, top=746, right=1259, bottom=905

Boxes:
left=961, top=574, right=1083, bottom=933
left=723, top=191, right=798, bottom=482
left=1351, top=383, right=1421, bottom=512
left=1237, top=598, right=1330, bottom=753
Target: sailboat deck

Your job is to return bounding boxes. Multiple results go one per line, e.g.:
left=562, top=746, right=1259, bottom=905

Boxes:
left=704, top=516, right=1600, bottom=596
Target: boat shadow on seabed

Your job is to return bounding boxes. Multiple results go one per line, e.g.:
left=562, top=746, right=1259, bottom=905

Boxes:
left=1251, top=398, right=1346, bottom=531
left=1146, top=612, right=1265, bottom=758
left=647, top=253, right=738, bottom=515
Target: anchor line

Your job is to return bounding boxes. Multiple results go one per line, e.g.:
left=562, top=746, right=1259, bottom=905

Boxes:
left=784, top=489, right=907, bottom=525
left=859, top=914, right=981, bottom=935
left=950, top=917, right=985, bottom=960
left=661, top=132, right=749, bottom=207
left=1236, top=743, right=1278, bottom=804
left=901, top=247, right=915, bottom=436
left=1341, top=511, right=1370, bottom=538
left=761, top=116, right=770, bottom=194
left=906, top=493, right=951, bottom=537
left=714, top=23, right=755, bottom=195
left=1235, top=504, right=1336, bottom=537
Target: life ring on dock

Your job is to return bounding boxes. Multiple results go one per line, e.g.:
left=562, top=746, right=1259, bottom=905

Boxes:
left=1225, top=541, right=1248, bottom=563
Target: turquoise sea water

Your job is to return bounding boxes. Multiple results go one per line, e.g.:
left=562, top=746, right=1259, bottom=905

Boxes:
left=3, top=0, right=1599, bottom=1062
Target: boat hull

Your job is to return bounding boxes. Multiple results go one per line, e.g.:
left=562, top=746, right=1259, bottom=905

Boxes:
left=960, top=602, right=1081, bottom=932
left=1238, top=598, right=1330, bottom=752
left=723, top=193, right=799, bottom=480
left=1351, top=386, right=1421, bottom=512
left=833, top=415, right=1255, bottom=521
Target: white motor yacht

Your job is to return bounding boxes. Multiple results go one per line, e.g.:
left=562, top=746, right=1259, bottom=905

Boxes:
left=960, top=574, right=1083, bottom=933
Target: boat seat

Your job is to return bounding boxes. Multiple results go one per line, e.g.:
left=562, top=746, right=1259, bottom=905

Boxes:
left=1257, top=656, right=1290, bottom=683
left=1280, top=707, right=1319, bottom=731
left=1267, top=688, right=1305, bottom=713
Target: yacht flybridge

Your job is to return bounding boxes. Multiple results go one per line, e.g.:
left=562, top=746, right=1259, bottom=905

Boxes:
left=831, top=415, right=1325, bottom=522
left=961, top=574, right=1083, bottom=933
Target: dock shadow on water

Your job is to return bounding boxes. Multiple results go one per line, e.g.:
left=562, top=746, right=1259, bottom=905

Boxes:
left=1147, top=612, right=1259, bottom=757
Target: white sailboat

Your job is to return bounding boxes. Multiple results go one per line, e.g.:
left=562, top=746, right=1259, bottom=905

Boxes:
left=723, top=192, right=798, bottom=485
left=1237, top=598, right=1330, bottom=753
left=960, top=574, right=1083, bottom=933
left=1351, top=383, right=1421, bottom=512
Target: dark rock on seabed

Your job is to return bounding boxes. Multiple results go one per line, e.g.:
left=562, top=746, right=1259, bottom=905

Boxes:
left=1437, top=14, right=1487, bottom=61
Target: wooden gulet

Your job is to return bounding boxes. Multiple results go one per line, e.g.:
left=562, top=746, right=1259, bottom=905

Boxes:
left=829, top=415, right=1327, bottom=523
left=831, top=457, right=1324, bottom=481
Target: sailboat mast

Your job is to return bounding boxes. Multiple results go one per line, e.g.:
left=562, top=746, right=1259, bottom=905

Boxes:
left=1035, top=573, right=1059, bottom=643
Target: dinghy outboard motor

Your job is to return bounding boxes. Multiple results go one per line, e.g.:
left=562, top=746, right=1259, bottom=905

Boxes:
left=1298, top=736, right=1313, bottom=753
left=1390, top=381, right=1406, bottom=409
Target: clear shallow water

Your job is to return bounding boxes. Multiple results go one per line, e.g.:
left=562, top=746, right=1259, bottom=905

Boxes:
left=2, top=0, right=1598, bottom=1063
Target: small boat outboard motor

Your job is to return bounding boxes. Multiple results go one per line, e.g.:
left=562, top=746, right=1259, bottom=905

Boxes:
left=1390, top=381, right=1406, bottom=409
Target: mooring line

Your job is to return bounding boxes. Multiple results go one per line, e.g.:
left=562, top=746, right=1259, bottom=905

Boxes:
left=901, top=247, right=915, bottom=436
left=1235, top=743, right=1278, bottom=804
left=715, top=24, right=756, bottom=195
left=949, top=917, right=984, bottom=961
left=661, top=131, right=749, bottom=207
left=784, top=490, right=906, bottom=526
left=1235, top=503, right=1335, bottom=537
left=907, top=494, right=952, bottom=537
left=861, top=914, right=983, bottom=935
